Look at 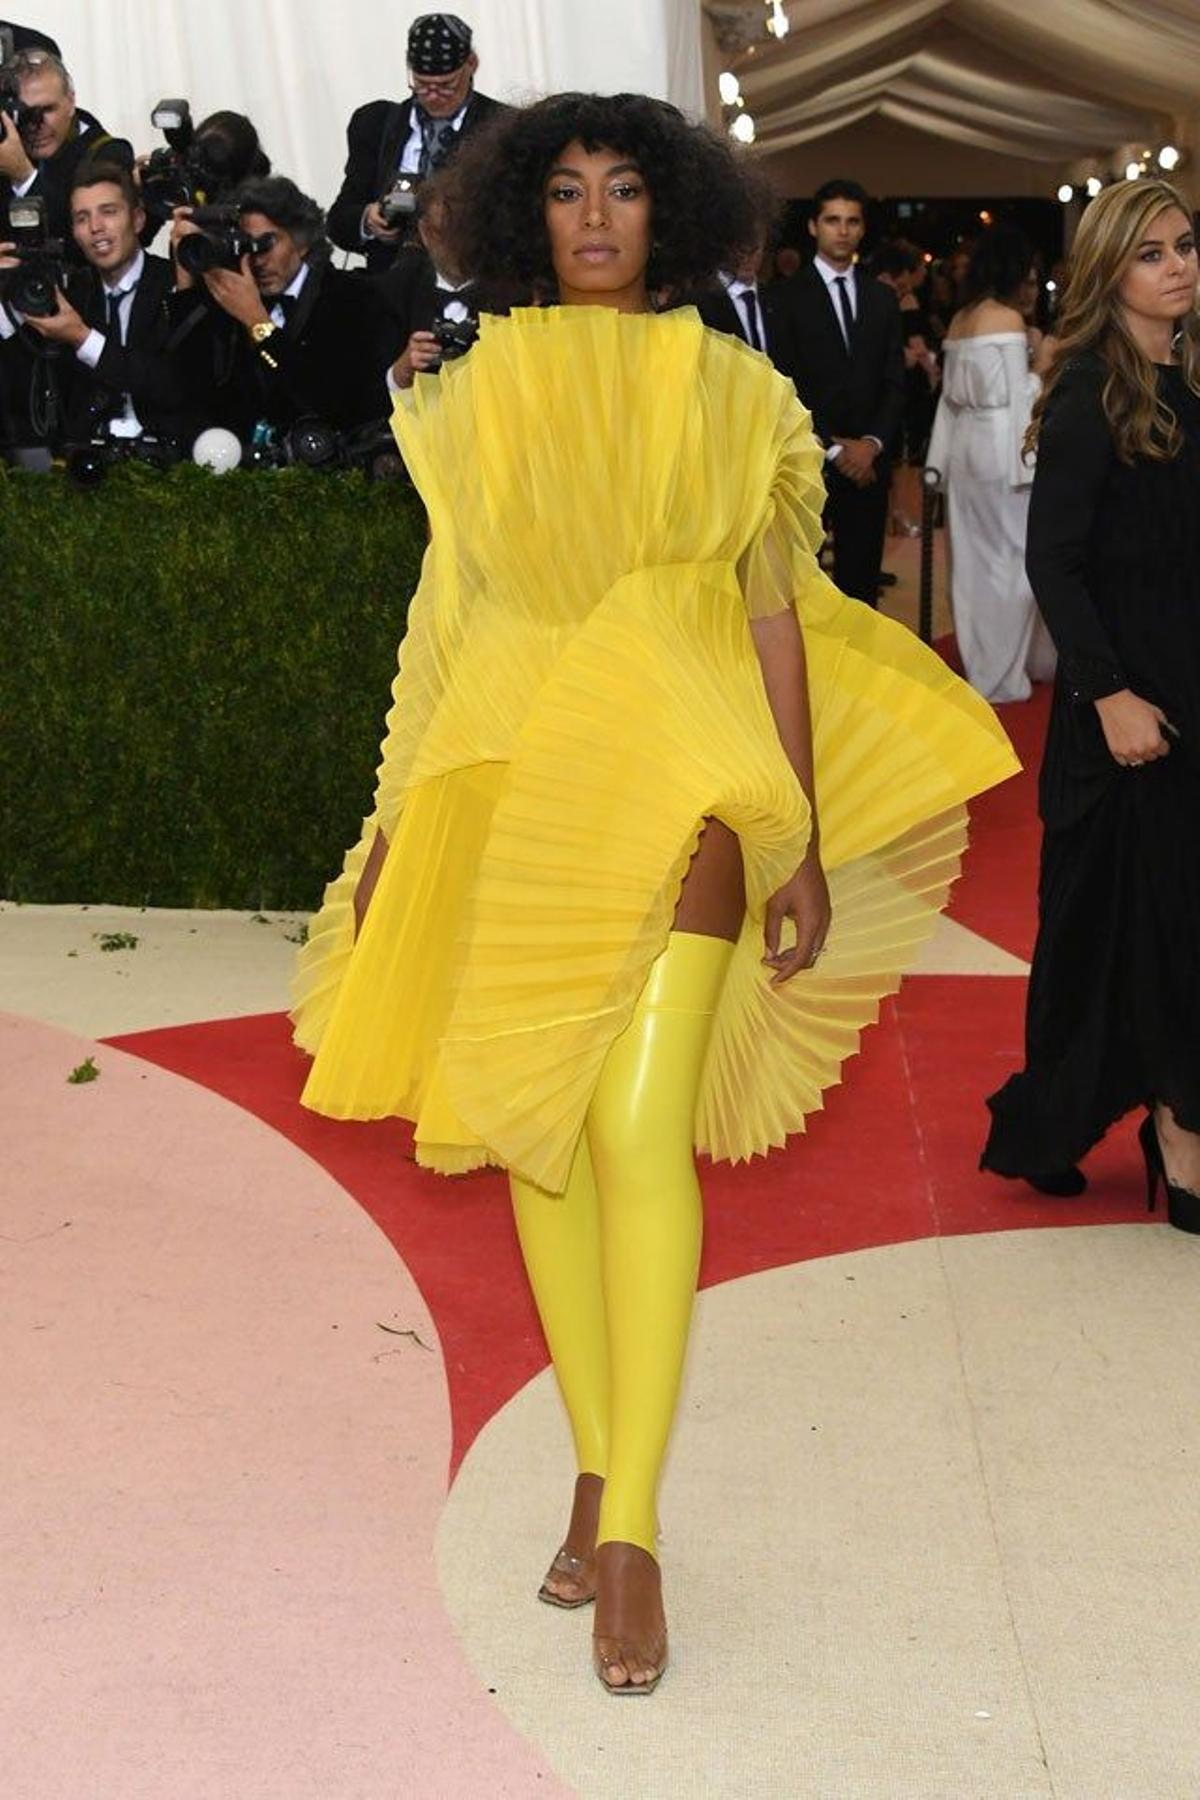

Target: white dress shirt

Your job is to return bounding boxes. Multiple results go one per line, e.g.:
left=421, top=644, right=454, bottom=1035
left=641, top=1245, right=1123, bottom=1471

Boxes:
left=75, top=246, right=146, bottom=437
left=361, top=100, right=470, bottom=241
left=269, top=259, right=310, bottom=329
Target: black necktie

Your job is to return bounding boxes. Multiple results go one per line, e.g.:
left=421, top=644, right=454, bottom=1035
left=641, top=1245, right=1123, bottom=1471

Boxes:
left=833, top=274, right=855, bottom=349
left=741, top=287, right=763, bottom=352
left=106, top=285, right=132, bottom=344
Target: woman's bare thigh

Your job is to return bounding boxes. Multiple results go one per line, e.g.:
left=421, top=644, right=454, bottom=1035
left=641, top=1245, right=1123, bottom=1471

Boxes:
left=673, top=819, right=745, bottom=943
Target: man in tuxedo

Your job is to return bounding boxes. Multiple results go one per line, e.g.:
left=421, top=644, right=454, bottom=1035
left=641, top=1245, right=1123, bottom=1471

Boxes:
left=0, top=161, right=192, bottom=449
left=169, top=175, right=393, bottom=441
left=328, top=12, right=504, bottom=275
left=0, top=48, right=132, bottom=246
left=776, top=178, right=905, bottom=604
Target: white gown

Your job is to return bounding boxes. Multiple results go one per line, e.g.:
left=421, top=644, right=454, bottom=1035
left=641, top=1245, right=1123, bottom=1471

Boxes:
left=926, top=332, right=1056, bottom=703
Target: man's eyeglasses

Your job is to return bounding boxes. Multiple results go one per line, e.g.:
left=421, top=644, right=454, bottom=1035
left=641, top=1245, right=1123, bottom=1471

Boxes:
left=409, top=72, right=467, bottom=99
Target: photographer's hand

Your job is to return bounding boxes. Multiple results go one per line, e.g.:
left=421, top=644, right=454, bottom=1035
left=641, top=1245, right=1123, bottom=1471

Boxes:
left=204, top=254, right=270, bottom=329
left=0, top=111, right=35, bottom=186
left=22, top=289, right=89, bottom=348
left=169, top=206, right=201, bottom=291
left=0, top=240, right=20, bottom=272
left=363, top=201, right=403, bottom=244
left=393, top=329, right=440, bottom=388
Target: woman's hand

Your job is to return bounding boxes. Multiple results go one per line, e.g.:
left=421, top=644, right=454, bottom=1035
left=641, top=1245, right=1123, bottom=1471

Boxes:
left=763, top=845, right=831, bottom=986
left=1094, top=688, right=1173, bottom=768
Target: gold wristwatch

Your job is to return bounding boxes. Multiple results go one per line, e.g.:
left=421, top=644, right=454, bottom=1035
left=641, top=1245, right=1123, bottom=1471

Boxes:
left=249, top=320, right=278, bottom=345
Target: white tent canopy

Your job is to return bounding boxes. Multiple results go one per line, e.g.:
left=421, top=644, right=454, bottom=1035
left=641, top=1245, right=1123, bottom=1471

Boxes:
left=706, top=0, right=1200, bottom=195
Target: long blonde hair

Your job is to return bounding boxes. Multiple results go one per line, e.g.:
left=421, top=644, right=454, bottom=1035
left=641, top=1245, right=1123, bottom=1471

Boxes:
left=1027, top=179, right=1200, bottom=463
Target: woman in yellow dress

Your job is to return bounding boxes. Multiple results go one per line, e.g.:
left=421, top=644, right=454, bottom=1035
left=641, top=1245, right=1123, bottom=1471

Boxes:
left=292, top=93, right=1018, bottom=1695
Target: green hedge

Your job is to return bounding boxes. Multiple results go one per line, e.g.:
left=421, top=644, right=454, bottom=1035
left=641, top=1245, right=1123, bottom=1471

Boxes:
left=2, top=462, right=428, bottom=908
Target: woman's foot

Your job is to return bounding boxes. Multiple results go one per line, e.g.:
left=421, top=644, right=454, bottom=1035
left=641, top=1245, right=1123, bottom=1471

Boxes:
left=592, top=1540, right=668, bottom=1693
left=537, top=1472, right=603, bottom=1608
left=1154, top=1104, right=1200, bottom=1195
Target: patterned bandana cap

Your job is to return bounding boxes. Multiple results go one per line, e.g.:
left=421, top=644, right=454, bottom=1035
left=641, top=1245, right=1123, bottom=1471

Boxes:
left=408, top=13, right=473, bottom=74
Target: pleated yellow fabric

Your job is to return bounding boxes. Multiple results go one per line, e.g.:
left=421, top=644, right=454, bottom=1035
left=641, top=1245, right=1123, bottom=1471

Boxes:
left=292, top=305, right=1019, bottom=1192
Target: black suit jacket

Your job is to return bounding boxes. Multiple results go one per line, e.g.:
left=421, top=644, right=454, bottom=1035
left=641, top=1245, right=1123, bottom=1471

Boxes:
left=673, top=281, right=801, bottom=389
left=1, top=108, right=134, bottom=248
left=0, top=20, right=61, bottom=53
left=60, top=252, right=195, bottom=444
left=773, top=262, right=905, bottom=457
left=167, top=259, right=394, bottom=440
left=327, top=90, right=505, bottom=271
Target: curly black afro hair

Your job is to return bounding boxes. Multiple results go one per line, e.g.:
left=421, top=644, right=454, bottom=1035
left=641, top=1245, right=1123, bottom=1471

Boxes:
left=439, top=91, right=769, bottom=295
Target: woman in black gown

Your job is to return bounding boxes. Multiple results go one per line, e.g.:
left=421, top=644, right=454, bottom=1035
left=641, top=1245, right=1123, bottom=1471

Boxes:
left=981, top=178, right=1200, bottom=1225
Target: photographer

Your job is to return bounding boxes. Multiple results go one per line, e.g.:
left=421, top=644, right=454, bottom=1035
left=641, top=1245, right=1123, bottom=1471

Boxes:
left=0, top=161, right=193, bottom=452
left=328, top=12, right=504, bottom=274
left=0, top=48, right=132, bottom=246
left=378, top=184, right=522, bottom=389
left=168, top=174, right=393, bottom=440
left=138, top=107, right=270, bottom=244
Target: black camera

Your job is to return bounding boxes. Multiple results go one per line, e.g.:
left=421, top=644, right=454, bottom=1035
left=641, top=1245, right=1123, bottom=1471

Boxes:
left=379, top=174, right=422, bottom=230
left=65, top=432, right=186, bottom=489
left=176, top=205, right=275, bottom=278
left=141, top=101, right=258, bottom=225
left=241, top=417, right=403, bottom=482
left=430, top=312, right=479, bottom=366
left=0, top=64, right=48, bottom=147
left=0, top=196, right=68, bottom=318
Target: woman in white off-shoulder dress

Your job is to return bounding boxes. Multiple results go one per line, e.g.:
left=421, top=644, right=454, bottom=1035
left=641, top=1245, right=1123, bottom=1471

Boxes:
left=927, top=226, right=1055, bottom=703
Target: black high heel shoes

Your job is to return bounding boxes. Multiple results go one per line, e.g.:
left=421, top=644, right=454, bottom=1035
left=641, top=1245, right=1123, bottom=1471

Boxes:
left=1138, top=1113, right=1200, bottom=1234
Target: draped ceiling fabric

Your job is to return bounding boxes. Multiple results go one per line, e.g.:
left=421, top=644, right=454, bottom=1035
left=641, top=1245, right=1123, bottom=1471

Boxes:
left=707, top=0, right=1200, bottom=195
left=27, top=1, right=704, bottom=221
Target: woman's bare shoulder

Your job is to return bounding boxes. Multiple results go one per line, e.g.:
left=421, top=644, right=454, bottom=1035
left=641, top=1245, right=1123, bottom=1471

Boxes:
left=946, top=300, right=1027, bottom=339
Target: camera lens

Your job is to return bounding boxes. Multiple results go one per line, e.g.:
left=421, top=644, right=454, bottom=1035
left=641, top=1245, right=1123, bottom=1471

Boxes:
left=12, top=262, right=57, bottom=318
left=176, top=232, right=222, bottom=278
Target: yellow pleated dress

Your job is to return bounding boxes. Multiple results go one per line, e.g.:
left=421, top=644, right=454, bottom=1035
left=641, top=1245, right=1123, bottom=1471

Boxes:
left=292, top=305, right=1019, bottom=1193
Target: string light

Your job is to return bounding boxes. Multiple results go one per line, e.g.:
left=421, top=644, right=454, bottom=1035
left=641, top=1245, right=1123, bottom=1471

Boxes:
left=1085, top=176, right=1103, bottom=198
left=718, top=71, right=741, bottom=107
left=1056, top=184, right=1074, bottom=203
left=730, top=111, right=757, bottom=145
left=1158, top=144, right=1181, bottom=171
left=766, top=0, right=790, bottom=39
left=1124, top=160, right=1143, bottom=181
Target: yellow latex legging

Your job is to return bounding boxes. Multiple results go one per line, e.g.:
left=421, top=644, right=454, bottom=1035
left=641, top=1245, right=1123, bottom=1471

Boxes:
left=509, top=930, right=734, bottom=1558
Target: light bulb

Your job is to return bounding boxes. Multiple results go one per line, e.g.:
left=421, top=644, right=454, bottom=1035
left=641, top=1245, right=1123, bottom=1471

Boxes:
left=1158, top=144, right=1181, bottom=171
left=1124, top=160, right=1143, bottom=181
left=1056, top=184, right=1074, bottom=204
left=730, top=111, right=756, bottom=145
left=768, top=0, right=790, bottom=38
left=718, top=71, right=741, bottom=107
left=1085, top=176, right=1102, bottom=198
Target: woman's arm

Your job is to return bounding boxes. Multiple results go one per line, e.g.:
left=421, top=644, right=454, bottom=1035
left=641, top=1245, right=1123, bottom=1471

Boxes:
left=749, top=608, right=831, bottom=984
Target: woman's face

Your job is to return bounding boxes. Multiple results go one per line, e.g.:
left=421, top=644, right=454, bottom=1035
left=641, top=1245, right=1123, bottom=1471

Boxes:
left=1117, top=205, right=1197, bottom=330
left=543, top=140, right=654, bottom=312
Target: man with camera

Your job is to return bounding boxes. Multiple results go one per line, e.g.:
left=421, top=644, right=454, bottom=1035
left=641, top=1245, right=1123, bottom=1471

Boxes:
left=378, top=185, right=510, bottom=389
left=0, top=49, right=132, bottom=246
left=0, top=161, right=193, bottom=452
left=168, top=174, right=393, bottom=442
left=328, top=13, right=504, bottom=274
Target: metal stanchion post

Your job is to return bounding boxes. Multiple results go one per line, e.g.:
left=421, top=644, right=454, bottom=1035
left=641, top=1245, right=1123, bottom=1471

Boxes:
left=919, top=465, right=941, bottom=646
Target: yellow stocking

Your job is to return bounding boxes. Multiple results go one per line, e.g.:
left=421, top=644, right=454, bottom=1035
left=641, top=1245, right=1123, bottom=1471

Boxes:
left=589, top=930, right=733, bottom=1557
left=510, top=1132, right=610, bottom=1479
